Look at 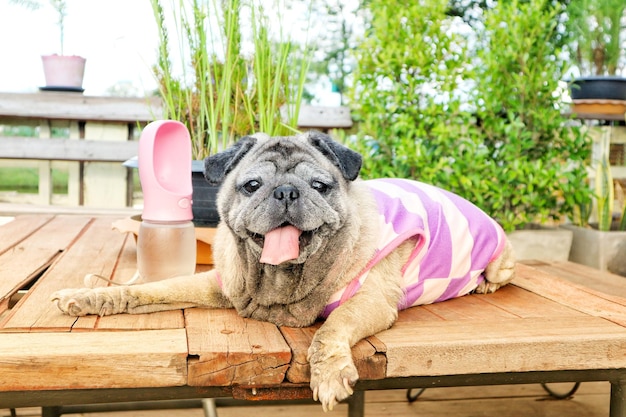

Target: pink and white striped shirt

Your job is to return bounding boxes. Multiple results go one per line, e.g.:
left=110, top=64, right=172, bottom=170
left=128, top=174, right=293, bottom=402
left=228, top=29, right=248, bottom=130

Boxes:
left=320, top=178, right=506, bottom=318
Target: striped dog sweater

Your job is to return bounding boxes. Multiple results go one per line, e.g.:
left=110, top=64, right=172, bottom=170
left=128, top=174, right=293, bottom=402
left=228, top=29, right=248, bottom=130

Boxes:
left=320, top=178, right=506, bottom=318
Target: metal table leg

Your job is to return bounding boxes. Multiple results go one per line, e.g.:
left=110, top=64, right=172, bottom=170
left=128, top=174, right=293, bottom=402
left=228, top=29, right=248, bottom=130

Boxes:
left=541, top=382, right=581, bottom=399
left=348, top=391, right=365, bottom=417
left=611, top=380, right=626, bottom=417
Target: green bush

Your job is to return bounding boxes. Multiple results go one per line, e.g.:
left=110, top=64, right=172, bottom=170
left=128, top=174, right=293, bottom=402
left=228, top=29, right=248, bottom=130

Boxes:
left=349, top=0, right=592, bottom=232
left=349, top=0, right=469, bottom=179
left=471, top=0, right=592, bottom=232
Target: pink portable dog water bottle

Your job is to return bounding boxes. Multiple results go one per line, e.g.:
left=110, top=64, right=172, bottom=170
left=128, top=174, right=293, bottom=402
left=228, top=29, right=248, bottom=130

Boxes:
left=136, top=120, right=196, bottom=282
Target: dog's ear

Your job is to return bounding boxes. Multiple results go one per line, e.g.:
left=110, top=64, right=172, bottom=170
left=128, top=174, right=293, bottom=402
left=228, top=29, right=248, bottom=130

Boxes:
left=204, top=136, right=257, bottom=185
left=306, top=131, right=362, bottom=181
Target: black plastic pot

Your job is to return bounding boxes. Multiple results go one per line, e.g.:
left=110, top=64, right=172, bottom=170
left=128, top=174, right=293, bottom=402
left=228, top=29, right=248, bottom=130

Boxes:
left=125, top=158, right=221, bottom=227
left=570, top=76, right=626, bottom=101
left=191, top=160, right=221, bottom=227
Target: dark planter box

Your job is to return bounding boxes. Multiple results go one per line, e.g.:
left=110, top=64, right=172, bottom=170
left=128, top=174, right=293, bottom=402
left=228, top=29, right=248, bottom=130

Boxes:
left=191, top=160, right=221, bottom=227
left=570, top=76, right=626, bottom=101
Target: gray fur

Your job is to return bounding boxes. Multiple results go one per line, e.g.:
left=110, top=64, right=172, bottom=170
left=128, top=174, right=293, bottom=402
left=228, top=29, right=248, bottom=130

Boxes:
left=51, top=131, right=516, bottom=411
left=213, top=132, right=368, bottom=325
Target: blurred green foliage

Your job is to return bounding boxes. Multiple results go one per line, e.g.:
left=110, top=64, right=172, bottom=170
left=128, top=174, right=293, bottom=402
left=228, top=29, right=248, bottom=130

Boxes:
left=349, top=0, right=592, bottom=232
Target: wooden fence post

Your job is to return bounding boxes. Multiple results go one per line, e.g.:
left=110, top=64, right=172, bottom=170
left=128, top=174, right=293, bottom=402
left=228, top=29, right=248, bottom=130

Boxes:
left=83, top=122, right=132, bottom=208
left=37, top=120, right=53, bottom=205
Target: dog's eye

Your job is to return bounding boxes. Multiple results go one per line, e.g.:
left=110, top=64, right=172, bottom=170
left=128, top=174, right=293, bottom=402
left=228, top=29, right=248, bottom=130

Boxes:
left=311, top=180, right=330, bottom=194
left=242, top=179, right=262, bottom=194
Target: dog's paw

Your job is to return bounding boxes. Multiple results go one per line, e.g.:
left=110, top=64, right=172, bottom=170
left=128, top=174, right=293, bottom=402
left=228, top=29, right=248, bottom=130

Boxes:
left=308, top=340, right=359, bottom=411
left=51, top=288, right=121, bottom=316
left=473, top=280, right=502, bottom=294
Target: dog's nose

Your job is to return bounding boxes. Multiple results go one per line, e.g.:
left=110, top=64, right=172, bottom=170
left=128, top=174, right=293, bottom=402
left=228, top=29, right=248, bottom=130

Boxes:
left=273, top=185, right=300, bottom=203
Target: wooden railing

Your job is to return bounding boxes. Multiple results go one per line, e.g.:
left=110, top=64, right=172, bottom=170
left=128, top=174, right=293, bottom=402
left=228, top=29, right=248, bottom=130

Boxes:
left=0, top=92, right=160, bottom=208
left=0, top=92, right=352, bottom=209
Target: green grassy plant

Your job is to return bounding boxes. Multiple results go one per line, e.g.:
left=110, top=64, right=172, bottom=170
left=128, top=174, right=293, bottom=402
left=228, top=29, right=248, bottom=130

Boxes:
left=151, top=0, right=310, bottom=159
left=566, top=0, right=626, bottom=76
left=575, top=127, right=626, bottom=232
left=594, top=129, right=614, bottom=231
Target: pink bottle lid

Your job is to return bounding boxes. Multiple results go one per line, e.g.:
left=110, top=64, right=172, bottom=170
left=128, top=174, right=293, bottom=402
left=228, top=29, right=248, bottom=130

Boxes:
left=139, top=120, right=193, bottom=222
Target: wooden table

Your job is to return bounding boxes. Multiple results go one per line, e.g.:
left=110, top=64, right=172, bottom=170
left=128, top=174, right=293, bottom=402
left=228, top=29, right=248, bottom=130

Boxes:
left=2, top=214, right=626, bottom=417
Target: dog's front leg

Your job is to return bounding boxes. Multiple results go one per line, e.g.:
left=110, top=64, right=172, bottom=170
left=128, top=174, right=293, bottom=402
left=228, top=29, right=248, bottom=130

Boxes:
left=308, top=268, right=403, bottom=411
left=52, top=270, right=232, bottom=316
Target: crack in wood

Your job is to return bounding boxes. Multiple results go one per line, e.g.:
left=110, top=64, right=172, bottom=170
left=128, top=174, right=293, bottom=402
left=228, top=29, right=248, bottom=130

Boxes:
left=1, top=249, right=63, bottom=311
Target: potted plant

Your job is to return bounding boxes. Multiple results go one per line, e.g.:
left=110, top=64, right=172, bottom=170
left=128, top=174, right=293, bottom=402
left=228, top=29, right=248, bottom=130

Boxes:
left=563, top=127, right=626, bottom=276
left=565, top=0, right=626, bottom=113
left=150, top=0, right=309, bottom=226
left=11, top=0, right=86, bottom=90
left=349, top=0, right=591, bottom=261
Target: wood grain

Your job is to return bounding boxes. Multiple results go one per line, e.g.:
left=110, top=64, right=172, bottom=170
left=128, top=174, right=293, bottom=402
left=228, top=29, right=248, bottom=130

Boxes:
left=0, top=329, right=187, bottom=390
left=475, top=284, right=588, bottom=318
left=280, top=325, right=319, bottom=383
left=0, top=92, right=160, bottom=123
left=1, top=217, right=125, bottom=331
left=186, top=309, right=291, bottom=386
left=0, top=136, right=138, bottom=162
left=421, top=290, right=521, bottom=320
left=0, top=214, right=53, bottom=255
left=280, top=324, right=387, bottom=383
left=0, top=216, right=91, bottom=320
left=513, top=263, right=626, bottom=326
left=94, top=235, right=185, bottom=330
left=524, top=260, right=626, bottom=302
left=4, top=214, right=626, bottom=402
left=378, top=316, right=626, bottom=378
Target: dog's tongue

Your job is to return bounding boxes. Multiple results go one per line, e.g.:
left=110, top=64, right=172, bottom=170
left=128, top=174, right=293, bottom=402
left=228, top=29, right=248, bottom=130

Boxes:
left=260, top=225, right=302, bottom=265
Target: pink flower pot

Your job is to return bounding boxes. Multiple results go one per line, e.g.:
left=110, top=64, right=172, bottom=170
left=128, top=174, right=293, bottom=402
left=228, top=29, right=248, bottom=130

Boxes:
left=41, top=54, right=86, bottom=88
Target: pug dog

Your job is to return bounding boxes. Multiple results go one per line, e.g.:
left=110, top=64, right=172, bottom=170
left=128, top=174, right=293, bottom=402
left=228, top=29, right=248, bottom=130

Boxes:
left=52, top=131, right=515, bottom=411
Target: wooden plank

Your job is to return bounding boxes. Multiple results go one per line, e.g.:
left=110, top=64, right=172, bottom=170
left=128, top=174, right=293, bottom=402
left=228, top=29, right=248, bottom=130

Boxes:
left=0, top=214, right=53, bottom=255
left=524, top=260, right=626, bottom=301
left=0, top=217, right=126, bottom=331
left=421, top=291, right=521, bottom=320
left=95, top=234, right=185, bottom=330
left=0, top=93, right=349, bottom=131
left=395, top=304, right=446, bottom=323
left=0, top=329, right=187, bottom=390
left=0, top=92, right=161, bottom=123
left=296, top=105, right=353, bottom=129
left=280, top=324, right=319, bottom=383
left=0, top=216, right=90, bottom=317
left=186, top=308, right=291, bottom=386
left=476, top=284, right=588, bottom=318
left=513, top=263, right=626, bottom=326
left=350, top=336, right=387, bottom=381
left=93, top=309, right=185, bottom=331
left=377, top=316, right=626, bottom=378
left=280, top=323, right=387, bottom=384
left=0, top=136, right=138, bottom=162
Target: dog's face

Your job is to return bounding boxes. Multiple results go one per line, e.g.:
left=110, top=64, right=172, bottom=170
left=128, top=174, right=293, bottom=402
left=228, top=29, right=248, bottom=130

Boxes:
left=204, top=131, right=362, bottom=266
